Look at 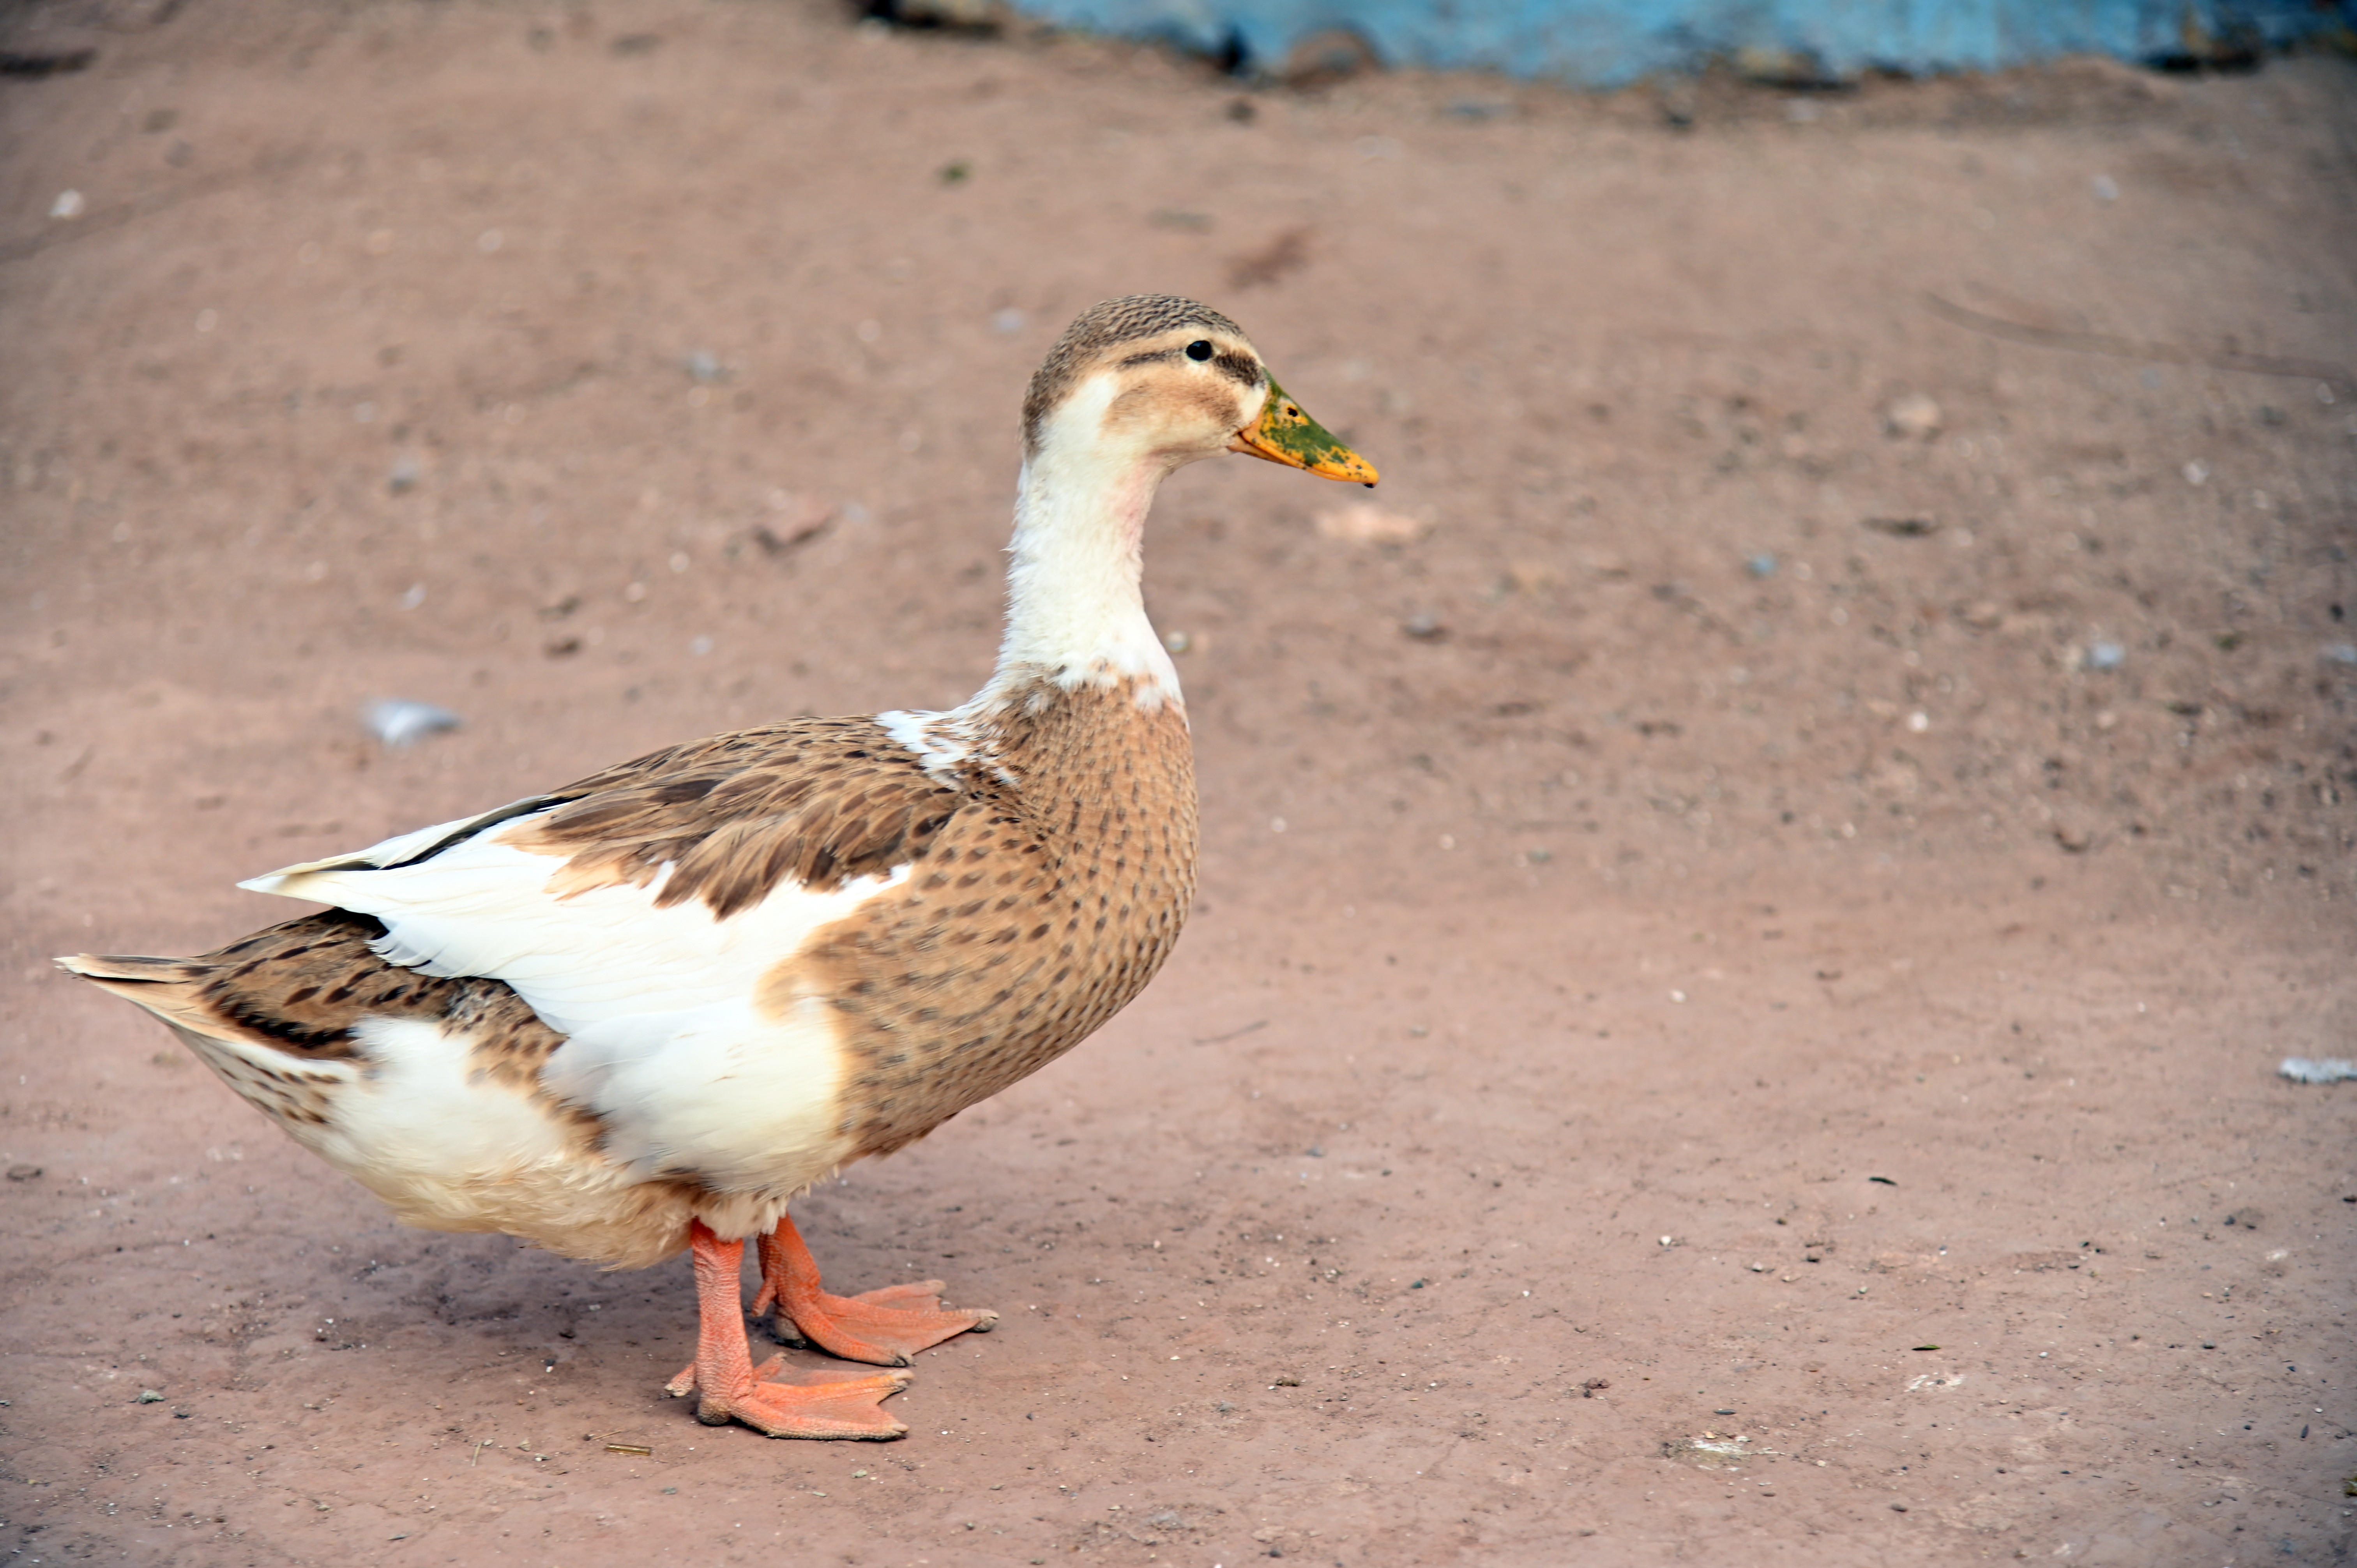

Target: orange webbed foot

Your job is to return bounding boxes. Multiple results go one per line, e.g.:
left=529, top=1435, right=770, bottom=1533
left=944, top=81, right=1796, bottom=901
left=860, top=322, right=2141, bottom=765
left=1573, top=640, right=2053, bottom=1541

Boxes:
left=754, top=1216, right=999, bottom=1367
left=675, top=1220, right=912, bottom=1440
left=675, top=1360, right=912, bottom=1440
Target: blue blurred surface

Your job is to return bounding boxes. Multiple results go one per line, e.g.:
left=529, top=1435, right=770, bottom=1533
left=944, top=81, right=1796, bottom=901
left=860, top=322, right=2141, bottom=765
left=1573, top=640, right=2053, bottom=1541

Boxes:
left=1007, top=0, right=2353, bottom=83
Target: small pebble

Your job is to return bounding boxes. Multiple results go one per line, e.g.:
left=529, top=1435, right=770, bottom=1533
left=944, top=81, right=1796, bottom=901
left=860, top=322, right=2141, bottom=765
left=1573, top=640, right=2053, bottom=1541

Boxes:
left=2280, top=1058, right=2357, bottom=1084
left=684, top=350, right=723, bottom=384
left=136, top=1390, right=165, bottom=1404
left=2091, top=173, right=2119, bottom=201
left=1882, top=393, right=1942, bottom=440
left=1318, top=503, right=1428, bottom=545
left=2184, top=460, right=2209, bottom=485
left=1746, top=553, right=1777, bottom=578
left=50, top=189, right=85, bottom=220
left=387, top=457, right=420, bottom=495
left=2323, top=644, right=2357, bottom=667
left=992, top=308, right=1027, bottom=334
left=363, top=699, right=462, bottom=748
left=2083, top=641, right=2125, bottom=672
left=1402, top=613, right=1445, bottom=641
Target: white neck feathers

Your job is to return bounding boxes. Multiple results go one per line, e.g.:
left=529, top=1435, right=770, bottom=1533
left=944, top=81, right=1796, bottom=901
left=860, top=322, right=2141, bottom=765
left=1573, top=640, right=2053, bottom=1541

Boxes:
left=987, top=377, right=1182, bottom=709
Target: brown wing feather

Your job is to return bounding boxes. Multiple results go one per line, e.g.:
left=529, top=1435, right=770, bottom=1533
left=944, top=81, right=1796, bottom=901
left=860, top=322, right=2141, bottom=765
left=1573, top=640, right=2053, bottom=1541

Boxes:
left=62, top=912, right=573, bottom=1135
left=65, top=912, right=567, bottom=1080
left=502, top=716, right=966, bottom=917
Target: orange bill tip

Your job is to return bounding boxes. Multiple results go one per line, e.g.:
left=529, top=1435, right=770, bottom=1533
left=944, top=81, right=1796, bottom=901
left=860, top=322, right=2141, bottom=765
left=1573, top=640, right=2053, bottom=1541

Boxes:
left=1226, top=376, right=1379, bottom=486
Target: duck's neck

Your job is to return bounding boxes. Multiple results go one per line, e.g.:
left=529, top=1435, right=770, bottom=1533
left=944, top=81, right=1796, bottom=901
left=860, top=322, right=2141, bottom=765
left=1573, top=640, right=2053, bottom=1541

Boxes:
left=984, top=441, right=1181, bottom=711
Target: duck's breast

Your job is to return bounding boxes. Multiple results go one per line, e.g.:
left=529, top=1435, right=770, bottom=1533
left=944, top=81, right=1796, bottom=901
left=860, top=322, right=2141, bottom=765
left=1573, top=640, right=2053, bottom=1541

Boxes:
left=813, top=676, right=1199, bottom=1159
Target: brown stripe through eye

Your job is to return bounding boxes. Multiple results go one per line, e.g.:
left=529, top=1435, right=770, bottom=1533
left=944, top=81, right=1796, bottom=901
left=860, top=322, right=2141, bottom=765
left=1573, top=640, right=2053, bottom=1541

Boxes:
left=1211, top=351, right=1261, bottom=388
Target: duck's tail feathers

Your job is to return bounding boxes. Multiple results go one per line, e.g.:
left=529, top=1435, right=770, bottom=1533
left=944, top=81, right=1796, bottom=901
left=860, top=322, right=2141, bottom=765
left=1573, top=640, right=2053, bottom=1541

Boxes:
left=56, top=952, right=226, bottom=1034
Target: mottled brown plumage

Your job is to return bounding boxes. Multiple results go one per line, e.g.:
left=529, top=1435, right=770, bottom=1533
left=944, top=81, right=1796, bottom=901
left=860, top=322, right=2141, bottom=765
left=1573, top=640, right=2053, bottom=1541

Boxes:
left=808, top=678, right=1196, bottom=1158
left=71, top=676, right=1194, bottom=1181
left=503, top=717, right=965, bottom=915
left=62, top=293, right=1376, bottom=1441
left=65, top=911, right=575, bottom=1131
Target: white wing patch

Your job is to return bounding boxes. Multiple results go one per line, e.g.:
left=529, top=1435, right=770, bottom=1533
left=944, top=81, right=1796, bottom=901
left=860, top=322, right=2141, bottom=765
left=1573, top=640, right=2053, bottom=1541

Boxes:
left=318, top=1015, right=580, bottom=1192
left=239, top=807, right=903, bottom=1193
left=875, top=707, right=972, bottom=779
left=547, top=989, right=848, bottom=1190
left=241, top=809, right=906, bottom=1035
left=877, top=703, right=1024, bottom=788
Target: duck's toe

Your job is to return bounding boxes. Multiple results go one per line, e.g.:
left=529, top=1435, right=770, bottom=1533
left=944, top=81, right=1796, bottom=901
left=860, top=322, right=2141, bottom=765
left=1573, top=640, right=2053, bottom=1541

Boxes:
left=780, top=1289, right=998, bottom=1367
left=756, top=1215, right=997, bottom=1366
left=703, top=1365, right=912, bottom=1440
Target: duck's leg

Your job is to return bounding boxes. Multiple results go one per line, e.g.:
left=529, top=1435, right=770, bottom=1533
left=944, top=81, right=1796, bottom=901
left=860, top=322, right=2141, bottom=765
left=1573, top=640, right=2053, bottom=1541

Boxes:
left=663, top=1220, right=911, bottom=1438
left=749, top=1212, right=998, bottom=1367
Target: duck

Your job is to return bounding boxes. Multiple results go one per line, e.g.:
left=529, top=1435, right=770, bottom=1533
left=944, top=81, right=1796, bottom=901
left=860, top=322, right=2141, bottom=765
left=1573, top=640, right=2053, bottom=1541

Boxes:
left=60, top=295, right=1377, bottom=1441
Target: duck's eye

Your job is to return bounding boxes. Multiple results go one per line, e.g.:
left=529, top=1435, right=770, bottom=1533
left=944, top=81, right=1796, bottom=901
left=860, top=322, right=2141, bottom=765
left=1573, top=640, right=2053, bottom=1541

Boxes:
left=1185, top=340, right=1214, bottom=362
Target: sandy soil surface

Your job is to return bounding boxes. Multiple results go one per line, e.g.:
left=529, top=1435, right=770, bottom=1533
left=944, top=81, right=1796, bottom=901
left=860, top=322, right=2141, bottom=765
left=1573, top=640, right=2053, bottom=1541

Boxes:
left=4, top=3, right=2355, bottom=1563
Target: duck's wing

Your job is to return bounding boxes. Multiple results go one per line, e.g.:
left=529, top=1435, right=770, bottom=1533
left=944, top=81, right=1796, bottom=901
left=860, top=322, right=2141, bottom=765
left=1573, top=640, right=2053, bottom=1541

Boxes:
left=242, top=717, right=963, bottom=1029
left=235, top=717, right=971, bottom=1186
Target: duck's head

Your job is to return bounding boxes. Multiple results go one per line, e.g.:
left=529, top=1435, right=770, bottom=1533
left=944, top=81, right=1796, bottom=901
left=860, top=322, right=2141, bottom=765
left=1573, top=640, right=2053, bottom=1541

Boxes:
left=1021, top=295, right=1378, bottom=487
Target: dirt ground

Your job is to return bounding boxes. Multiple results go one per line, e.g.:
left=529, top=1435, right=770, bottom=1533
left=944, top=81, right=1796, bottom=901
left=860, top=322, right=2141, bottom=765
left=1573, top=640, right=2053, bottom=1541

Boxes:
left=3, top=3, right=2355, bottom=1563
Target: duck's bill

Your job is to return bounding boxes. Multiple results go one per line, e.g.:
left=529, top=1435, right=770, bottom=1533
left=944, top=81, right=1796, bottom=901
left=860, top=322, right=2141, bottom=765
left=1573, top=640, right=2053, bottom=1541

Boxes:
left=1227, top=377, right=1380, bottom=486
